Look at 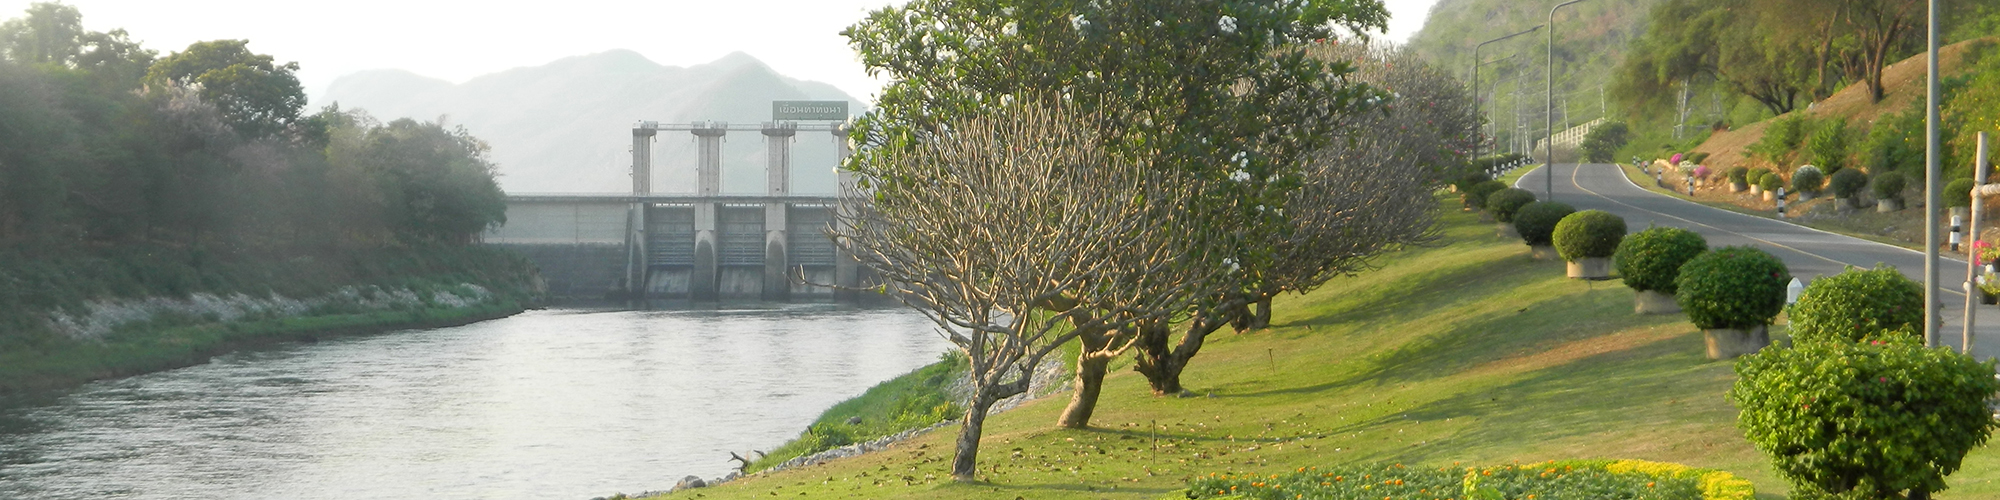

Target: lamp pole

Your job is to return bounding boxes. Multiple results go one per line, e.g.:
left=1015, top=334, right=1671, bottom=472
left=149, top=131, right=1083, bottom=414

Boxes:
left=1924, top=0, right=1941, bottom=346
left=1472, top=25, right=1543, bottom=165
left=1547, top=0, right=1593, bottom=201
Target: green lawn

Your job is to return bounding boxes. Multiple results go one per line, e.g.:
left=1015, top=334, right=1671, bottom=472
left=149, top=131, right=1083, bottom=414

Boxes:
left=639, top=196, right=2000, bottom=500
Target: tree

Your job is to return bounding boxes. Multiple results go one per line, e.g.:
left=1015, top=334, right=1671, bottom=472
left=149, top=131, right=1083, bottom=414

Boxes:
left=326, top=113, right=507, bottom=244
left=146, top=40, right=305, bottom=138
left=1580, top=121, right=1630, bottom=163
left=0, top=2, right=83, bottom=65
left=1838, top=0, right=1923, bottom=103
left=843, top=0, right=1393, bottom=399
left=833, top=99, right=1203, bottom=481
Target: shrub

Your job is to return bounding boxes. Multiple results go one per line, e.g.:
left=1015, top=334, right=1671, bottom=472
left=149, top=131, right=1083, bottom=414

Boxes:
left=1464, top=180, right=1508, bottom=209
left=1830, top=169, right=1869, bottom=198
left=1487, top=188, right=1538, bottom=222
left=1580, top=121, right=1630, bottom=163
left=1615, top=226, right=1708, bottom=294
left=1749, top=115, right=1809, bottom=166
left=1793, top=167, right=1825, bottom=193
left=1675, top=246, right=1790, bottom=330
left=1552, top=210, right=1627, bottom=262
left=1455, top=172, right=1491, bottom=194
left=1807, top=119, right=1852, bottom=173
left=1730, top=340, right=2000, bottom=500
left=1757, top=170, right=1785, bottom=192
left=1946, top=178, right=1976, bottom=208
left=1689, top=151, right=1711, bottom=165
left=1514, top=201, right=1576, bottom=247
left=1872, top=170, right=1907, bottom=201
left=1726, top=166, right=1750, bottom=185
left=1787, top=266, right=1923, bottom=346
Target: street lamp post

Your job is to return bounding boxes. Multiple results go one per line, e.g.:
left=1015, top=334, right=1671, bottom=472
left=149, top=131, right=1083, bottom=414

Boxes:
left=1923, top=0, right=1942, bottom=346
left=1547, top=0, right=1594, bottom=201
left=1472, top=25, right=1543, bottom=166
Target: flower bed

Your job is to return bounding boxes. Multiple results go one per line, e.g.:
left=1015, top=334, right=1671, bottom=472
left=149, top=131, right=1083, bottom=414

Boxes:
left=1183, top=460, right=1752, bottom=500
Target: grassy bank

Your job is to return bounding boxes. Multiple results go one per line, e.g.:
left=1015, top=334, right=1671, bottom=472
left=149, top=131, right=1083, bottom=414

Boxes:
left=640, top=196, right=2000, bottom=500
left=0, top=245, right=542, bottom=396
left=747, top=351, right=969, bottom=472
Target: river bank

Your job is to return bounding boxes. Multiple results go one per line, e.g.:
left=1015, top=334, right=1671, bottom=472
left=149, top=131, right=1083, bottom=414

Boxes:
left=0, top=245, right=544, bottom=397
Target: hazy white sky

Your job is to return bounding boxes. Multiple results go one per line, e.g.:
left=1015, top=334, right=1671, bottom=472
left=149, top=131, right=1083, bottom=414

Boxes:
left=2, top=0, right=1441, bottom=106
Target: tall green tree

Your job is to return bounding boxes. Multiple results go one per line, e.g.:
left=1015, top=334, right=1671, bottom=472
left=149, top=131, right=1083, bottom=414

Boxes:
left=0, top=2, right=82, bottom=65
left=146, top=40, right=305, bottom=138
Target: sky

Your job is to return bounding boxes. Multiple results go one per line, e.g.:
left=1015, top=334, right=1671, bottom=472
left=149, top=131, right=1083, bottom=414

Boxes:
left=2, top=0, right=1442, bottom=106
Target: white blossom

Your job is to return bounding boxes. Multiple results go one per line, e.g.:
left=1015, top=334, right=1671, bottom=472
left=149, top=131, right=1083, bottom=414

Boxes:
left=1218, top=15, right=1237, bottom=34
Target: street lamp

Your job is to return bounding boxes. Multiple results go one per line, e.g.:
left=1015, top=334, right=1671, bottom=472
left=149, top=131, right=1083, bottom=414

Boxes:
left=1924, top=0, right=1942, bottom=345
left=1546, top=0, right=1595, bottom=201
left=1472, top=25, right=1542, bottom=166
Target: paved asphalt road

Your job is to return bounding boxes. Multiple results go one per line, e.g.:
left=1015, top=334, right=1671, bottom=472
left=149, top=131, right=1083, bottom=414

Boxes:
left=1515, top=162, right=1999, bottom=362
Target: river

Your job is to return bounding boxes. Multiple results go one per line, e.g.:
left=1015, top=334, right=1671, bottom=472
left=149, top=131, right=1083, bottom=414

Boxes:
left=0, top=304, right=952, bottom=500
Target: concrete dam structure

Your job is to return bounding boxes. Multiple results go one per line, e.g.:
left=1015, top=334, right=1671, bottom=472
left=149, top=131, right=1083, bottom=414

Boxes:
left=485, top=120, right=864, bottom=301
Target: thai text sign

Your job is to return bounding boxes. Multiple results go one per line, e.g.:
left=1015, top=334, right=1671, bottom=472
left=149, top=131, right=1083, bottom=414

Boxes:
left=772, top=100, right=849, bottom=121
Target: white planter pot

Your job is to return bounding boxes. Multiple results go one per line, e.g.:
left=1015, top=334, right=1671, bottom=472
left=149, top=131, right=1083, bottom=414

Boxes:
left=1704, top=325, right=1771, bottom=360
left=1763, top=191, right=1776, bottom=202
left=1877, top=198, right=1902, bottom=212
left=1566, top=257, right=1612, bottom=280
left=1750, top=185, right=1763, bottom=195
left=1634, top=290, right=1680, bottom=314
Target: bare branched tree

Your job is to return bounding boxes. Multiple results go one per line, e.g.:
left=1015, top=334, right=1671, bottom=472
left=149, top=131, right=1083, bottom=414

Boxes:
left=1131, top=41, right=1478, bottom=396
left=833, top=98, right=1202, bottom=481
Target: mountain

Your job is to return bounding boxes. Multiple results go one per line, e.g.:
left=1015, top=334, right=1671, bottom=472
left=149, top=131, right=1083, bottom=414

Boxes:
left=321, top=50, right=865, bottom=194
left=1402, top=0, right=1662, bottom=151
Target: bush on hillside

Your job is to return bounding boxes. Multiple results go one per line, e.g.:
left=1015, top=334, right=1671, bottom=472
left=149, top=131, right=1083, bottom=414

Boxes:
left=1727, top=166, right=1751, bottom=185
left=1830, top=169, right=1869, bottom=198
left=1793, top=166, right=1825, bottom=194
left=1757, top=171, right=1785, bottom=192
left=1873, top=170, right=1908, bottom=201
left=1787, top=266, right=1924, bottom=346
left=1580, top=121, right=1630, bottom=163
left=1675, top=246, right=1790, bottom=330
left=1552, top=210, right=1627, bottom=262
left=1947, top=178, right=1976, bottom=208
left=1487, top=188, right=1538, bottom=222
left=1749, top=115, right=1810, bottom=167
left=1807, top=119, right=1853, bottom=174
left=1863, top=104, right=1924, bottom=178
left=1464, top=180, right=1508, bottom=209
left=1514, top=201, right=1576, bottom=247
left=1615, top=226, right=1709, bottom=294
left=1731, top=340, right=2000, bottom=500
left=1689, top=151, right=1711, bottom=165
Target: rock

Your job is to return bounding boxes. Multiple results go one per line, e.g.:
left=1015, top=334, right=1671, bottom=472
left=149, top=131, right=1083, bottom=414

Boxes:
left=674, top=475, right=706, bottom=491
left=847, top=416, right=863, bottom=425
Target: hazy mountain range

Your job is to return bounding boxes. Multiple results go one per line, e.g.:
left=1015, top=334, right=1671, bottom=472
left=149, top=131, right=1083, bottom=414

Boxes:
left=320, top=50, right=865, bottom=194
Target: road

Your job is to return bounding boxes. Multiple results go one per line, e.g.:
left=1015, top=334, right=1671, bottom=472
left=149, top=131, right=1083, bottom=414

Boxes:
left=1515, top=162, right=1999, bottom=362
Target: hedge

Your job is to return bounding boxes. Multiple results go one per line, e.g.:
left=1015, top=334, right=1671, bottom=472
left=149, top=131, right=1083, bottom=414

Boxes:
left=1675, top=246, right=1790, bottom=330
left=1514, top=201, right=1576, bottom=247
left=1552, top=210, right=1627, bottom=262
left=1615, top=226, right=1709, bottom=294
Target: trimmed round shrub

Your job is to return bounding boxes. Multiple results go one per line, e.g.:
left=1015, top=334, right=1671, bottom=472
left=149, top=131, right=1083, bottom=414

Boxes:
left=1748, top=168, right=1772, bottom=186
left=1674, top=246, right=1790, bottom=330
left=1872, top=170, right=1907, bottom=201
left=1757, top=171, right=1785, bottom=192
left=1551, top=210, right=1627, bottom=262
left=1513, top=201, right=1575, bottom=247
left=1464, top=180, right=1508, bottom=209
left=1792, top=167, right=1825, bottom=193
left=1787, top=265, right=1923, bottom=346
left=1487, top=188, right=1538, bottom=222
left=1727, top=166, right=1751, bottom=185
left=1614, top=226, right=1708, bottom=294
left=1730, top=340, right=2000, bottom=500
left=1946, top=178, right=1976, bottom=208
left=1829, top=169, right=1868, bottom=198
left=1455, top=172, right=1491, bottom=194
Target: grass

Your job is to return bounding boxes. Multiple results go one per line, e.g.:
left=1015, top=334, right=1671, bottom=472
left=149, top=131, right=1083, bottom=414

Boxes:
left=631, top=196, right=2000, bottom=500
left=747, top=351, right=970, bottom=472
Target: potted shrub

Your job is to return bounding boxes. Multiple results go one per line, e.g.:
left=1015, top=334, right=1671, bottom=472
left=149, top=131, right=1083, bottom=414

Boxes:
left=1946, top=177, right=1975, bottom=221
left=1979, top=274, right=2000, bottom=305
left=1464, top=180, right=1508, bottom=212
left=1726, top=166, right=1751, bottom=192
left=1486, top=187, right=1537, bottom=225
left=1979, top=241, right=2000, bottom=275
left=1675, top=246, right=1789, bottom=359
left=1747, top=169, right=1770, bottom=195
left=1786, top=265, right=1923, bottom=346
left=1828, top=168, right=1868, bottom=208
left=1730, top=339, right=2000, bottom=500
left=1514, top=201, right=1576, bottom=260
left=1614, top=226, right=1708, bottom=313
left=1873, top=170, right=1907, bottom=212
left=1552, top=210, right=1627, bottom=279
left=1757, top=171, right=1785, bottom=201
left=1791, top=166, right=1824, bottom=201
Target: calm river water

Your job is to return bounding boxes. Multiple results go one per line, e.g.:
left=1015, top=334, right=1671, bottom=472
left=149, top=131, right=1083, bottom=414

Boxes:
left=0, top=304, right=951, bottom=500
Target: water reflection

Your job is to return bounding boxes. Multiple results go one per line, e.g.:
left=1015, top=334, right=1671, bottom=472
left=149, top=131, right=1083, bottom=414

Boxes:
left=0, top=304, right=948, bottom=500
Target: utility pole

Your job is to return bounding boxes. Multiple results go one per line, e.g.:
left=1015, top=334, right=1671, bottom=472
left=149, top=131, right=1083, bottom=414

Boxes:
left=1548, top=0, right=1595, bottom=201
left=1472, top=25, right=1543, bottom=163
left=1923, top=0, right=1942, bottom=345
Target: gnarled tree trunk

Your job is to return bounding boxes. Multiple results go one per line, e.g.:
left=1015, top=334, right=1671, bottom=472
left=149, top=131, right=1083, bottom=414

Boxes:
left=1133, top=315, right=1228, bottom=396
left=950, top=392, right=994, bottom=482
left=1056, top=347, right=1112, bottom=428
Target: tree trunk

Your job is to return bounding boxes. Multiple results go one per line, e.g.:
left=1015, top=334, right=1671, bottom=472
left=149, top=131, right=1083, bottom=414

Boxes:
left=1133, top=316, right=1226, bottom=396
left=1056, top=350, right=1110, bottom=428
left=1249, top=297, right=1272, bottom=330
left=950, top=393, right=994, bottom=482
